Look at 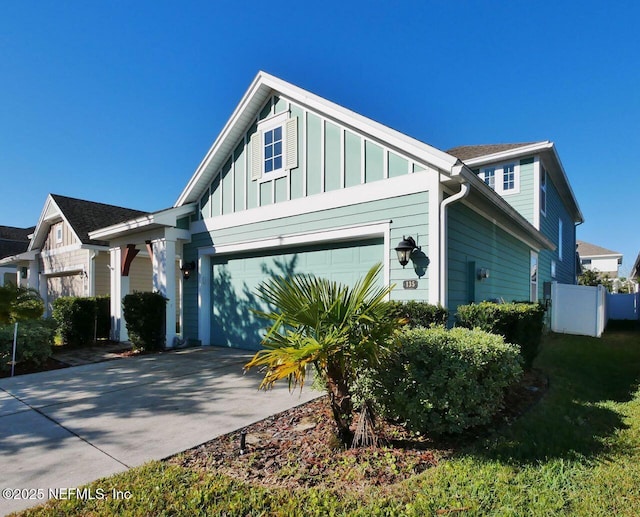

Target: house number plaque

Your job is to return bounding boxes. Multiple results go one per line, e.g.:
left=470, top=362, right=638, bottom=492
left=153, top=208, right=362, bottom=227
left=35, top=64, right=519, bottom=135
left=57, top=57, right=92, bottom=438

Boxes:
left=403, top=280, right=418, bottom=289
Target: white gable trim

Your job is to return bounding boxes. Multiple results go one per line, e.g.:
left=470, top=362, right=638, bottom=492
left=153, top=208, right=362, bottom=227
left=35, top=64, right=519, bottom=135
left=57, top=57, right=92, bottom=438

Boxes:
left=28, top=195, right=82, bottom=252
left=175, top=71, right=459, bottom=207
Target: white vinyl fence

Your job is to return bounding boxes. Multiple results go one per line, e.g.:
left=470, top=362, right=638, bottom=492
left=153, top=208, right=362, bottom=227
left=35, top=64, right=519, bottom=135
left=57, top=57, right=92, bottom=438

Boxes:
left=550, top=283, right=607, bottom=337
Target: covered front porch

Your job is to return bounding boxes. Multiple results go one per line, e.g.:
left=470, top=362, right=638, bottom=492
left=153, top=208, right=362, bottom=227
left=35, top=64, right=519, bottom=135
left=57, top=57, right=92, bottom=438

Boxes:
left=88, top=204, right=196, bottom=347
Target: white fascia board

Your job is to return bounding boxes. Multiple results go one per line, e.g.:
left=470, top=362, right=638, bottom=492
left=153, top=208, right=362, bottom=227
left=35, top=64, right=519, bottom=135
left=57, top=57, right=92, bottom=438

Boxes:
left=89, top=204, right=196, bottom=241
left=460, top=142, right=553, bottom=167
left=175, top=71, right=458, bottom=207
left=0, top=250, right=39, bottom=265
left=191, top=171, right=434, bottom=234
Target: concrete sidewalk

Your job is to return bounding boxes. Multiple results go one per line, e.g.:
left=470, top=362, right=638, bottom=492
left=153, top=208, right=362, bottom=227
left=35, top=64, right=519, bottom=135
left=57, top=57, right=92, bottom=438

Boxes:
left=0, top=347, right=319, bottom=515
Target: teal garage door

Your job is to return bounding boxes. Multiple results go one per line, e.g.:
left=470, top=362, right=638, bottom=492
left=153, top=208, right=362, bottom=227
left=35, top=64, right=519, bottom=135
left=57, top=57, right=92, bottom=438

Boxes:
left=211, top=238, right=384, bottom=350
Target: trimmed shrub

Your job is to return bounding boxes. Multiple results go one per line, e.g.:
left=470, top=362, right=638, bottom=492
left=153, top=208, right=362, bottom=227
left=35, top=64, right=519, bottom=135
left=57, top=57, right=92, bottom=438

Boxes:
left=357, top=326, right=522, bottom=435
left=52, top=297, right=97, bottom=347
left=455, top=301, right=546, bottom=370
left=123, top=291, right=167, bottom=351
left=95, top=296, right=111, bottom=340
left=0, top=319, right=56, bottom=372
left=386, top=300, right=448, bottom=328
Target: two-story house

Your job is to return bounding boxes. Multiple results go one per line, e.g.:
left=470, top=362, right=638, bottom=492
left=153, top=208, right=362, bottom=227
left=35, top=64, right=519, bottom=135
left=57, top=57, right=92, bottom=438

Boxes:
left=91, top=72, right=583, bottom=349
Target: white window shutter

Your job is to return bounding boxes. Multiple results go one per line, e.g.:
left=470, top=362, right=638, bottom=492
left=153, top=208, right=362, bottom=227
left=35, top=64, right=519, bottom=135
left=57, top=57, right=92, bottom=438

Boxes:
left=250, top=132, right=262, bottom=181
left=285, top=117, right=298, bottom=170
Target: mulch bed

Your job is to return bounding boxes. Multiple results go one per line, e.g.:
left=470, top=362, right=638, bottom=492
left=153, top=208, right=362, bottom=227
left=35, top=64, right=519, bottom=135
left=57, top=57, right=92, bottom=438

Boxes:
left=169, top=369, right=548, bottom=491
left=0, top=356, right=69, bottom=378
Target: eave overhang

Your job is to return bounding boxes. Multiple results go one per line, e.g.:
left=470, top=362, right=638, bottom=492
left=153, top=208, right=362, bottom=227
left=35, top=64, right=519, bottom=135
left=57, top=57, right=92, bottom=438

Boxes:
left=175, top=71, right=460, bottom=207
left=459, top=141, right=583, bottom=225
left=88, top=204, right=196, bottom=242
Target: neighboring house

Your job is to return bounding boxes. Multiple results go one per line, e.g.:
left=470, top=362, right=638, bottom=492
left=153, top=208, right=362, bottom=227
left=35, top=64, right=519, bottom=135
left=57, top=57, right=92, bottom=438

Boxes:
left=631, top=252, right=640, bottom=293
left=0, top=226, right=34, bottom=286
left=577, top=240, right=623, bottom=278
left=0, top=194, right=152, bottom=315
left=90, top=71, right=583, bottom=350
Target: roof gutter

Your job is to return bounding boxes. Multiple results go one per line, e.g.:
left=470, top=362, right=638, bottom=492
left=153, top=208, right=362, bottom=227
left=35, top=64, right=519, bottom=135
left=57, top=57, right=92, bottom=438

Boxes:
left=439, top=163, right=470, bottom=307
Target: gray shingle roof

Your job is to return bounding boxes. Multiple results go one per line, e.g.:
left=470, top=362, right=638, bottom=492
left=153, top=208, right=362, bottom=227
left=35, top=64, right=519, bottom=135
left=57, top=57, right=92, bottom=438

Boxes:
left=446, top=143, right=540, bottom=162
left=576, top=240, right=622, bottom=257
left=0, top=226, right=33, bottom=259
left=50, top=194, right=148, bottom=246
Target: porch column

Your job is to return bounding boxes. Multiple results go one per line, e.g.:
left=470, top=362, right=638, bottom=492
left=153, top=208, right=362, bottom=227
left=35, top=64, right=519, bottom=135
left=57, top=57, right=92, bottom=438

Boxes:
left=198, top=254, right=212, bottom=346
left=27, top=260, right=39, bottom=291
left=152, top=238, right=177, bottom=348
left=109, top=247, right=130, bottom=342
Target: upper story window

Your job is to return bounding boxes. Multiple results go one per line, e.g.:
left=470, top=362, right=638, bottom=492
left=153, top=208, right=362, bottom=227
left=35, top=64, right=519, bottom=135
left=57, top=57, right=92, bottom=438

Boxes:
left=503, top=163, right=516, bottom=191
left=55, top=223, right=63, bottom=244
left=264, top=126, right=283, bottom=173
left=251, top=112, right=298, bottom=182
left=540, top=163, right=547, bottom=216
left=478, top=162, right=519, bottom=195
left=481, top=167, right=496, bottom=189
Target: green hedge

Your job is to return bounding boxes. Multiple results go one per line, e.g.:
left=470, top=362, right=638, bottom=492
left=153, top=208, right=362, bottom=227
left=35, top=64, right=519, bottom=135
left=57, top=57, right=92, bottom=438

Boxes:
left=0, top=319, right=56, bottom=373
left=52, top=296, right=112, bottom=346
left=358, top=326, right=522, bottom=435
left=386, top=300, right=448, bottom=328
left=455, top=301, right=546, bottom=370
left=123, top=291, right=167, bottom=351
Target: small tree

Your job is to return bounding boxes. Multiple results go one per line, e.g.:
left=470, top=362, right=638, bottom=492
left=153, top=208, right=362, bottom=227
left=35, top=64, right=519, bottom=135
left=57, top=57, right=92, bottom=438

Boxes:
left=245, top=264, right=400, bottom=445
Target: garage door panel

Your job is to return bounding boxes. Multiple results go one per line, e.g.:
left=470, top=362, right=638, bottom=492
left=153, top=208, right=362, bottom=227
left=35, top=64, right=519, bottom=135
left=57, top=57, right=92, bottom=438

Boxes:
left=211, top=239, right=384, bottom=350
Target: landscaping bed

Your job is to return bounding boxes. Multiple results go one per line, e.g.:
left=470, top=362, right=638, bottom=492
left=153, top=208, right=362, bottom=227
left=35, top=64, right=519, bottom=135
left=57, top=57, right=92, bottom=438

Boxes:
left=169, top=369, right=547, bottom=491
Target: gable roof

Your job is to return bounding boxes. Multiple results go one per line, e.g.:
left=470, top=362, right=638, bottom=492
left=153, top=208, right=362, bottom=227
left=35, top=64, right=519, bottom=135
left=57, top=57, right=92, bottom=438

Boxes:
left=175, top=71, right=460, bottom=207
left=448, top=141, right=583, bottom=224
left=29, top=194, right=149, bottom=250
left=0, top=225, right=34, bottom=260
left=447, top=143, right=540, bottom=162
left=577, top=240, right=622, bottom=258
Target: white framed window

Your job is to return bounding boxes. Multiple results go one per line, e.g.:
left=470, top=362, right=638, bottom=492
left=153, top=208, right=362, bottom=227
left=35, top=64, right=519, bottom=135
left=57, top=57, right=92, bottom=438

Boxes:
left=479, top=162, right=520, bottom=195
left=558, top=219, right=563, bottom=261
left=540, top=163, right=547, bottom=216
left=503, top=163, right=516, bottom=191
left=551, top=259, right=557, bottom=279
left=55, top=224, right=63, bottom=244
left=481, top=167, right=496, bottom=189
left=530, top=251, right=538, bottom=302
left=250, top=112, right=298, bottom=183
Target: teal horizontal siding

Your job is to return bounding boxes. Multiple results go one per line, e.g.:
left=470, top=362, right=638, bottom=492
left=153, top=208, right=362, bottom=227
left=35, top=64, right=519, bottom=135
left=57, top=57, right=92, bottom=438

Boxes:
left=448, top=202, right=530, bottom=316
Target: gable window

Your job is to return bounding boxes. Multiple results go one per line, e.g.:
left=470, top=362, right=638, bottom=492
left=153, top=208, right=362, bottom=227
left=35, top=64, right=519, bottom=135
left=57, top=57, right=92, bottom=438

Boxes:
left=55, top=224, right=63, bottom=244
left=540, top=163, right=547, bottom=216
left=264, top=126, right=283, bottom=173
left=251, top=111, right=298, bottom=182
left=479, top=162, right=519, bottom=195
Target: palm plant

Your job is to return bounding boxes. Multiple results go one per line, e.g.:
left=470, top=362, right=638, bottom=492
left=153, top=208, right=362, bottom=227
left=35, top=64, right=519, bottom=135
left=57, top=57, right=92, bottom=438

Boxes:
left=0, top=284, right=44, bottom=324
left=245, top=263, right=400, bottom=445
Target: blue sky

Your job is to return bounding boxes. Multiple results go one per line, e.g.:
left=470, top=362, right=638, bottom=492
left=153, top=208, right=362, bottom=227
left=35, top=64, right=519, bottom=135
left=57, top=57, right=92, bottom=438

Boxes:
left=1, top=1, right=638, bottom=275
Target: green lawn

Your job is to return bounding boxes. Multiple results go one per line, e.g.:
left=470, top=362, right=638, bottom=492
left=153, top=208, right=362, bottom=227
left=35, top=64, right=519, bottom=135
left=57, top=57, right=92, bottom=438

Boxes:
left=18, top=329, right=640, bottom=516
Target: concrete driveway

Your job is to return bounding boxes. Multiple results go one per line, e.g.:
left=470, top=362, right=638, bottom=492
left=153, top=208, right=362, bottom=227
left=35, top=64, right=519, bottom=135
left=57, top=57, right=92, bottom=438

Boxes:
left=0, top=347, right=319, bottom=515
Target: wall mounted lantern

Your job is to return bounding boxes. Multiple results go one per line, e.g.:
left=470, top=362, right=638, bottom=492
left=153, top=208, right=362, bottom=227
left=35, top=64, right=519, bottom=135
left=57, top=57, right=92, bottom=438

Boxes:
left=477, top=268, right=490, bottom=280
left=394, top=236, right=419, bottom=268
left=180, top=261, right=196, bottom=280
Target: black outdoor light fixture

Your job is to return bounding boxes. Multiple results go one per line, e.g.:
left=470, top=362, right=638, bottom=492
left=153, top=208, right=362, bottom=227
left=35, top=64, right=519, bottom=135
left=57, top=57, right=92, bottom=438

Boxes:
left=394, top=236, right=419, bottom=268
left=180, top=261, right=196, bottom=280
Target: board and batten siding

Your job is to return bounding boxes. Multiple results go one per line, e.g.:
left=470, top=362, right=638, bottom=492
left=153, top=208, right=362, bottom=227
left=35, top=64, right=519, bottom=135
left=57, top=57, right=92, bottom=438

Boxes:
left=447, top=202, right=530, bottom=315
left=42, top=221, right=78, bottom=251
left=181, top=192, right=430, bottom=341
left=195, top=95, right=432, bottom=221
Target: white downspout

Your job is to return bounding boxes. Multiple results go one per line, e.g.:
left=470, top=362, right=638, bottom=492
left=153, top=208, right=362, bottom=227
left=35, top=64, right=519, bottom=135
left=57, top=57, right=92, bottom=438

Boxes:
left=439, top=165, right=471, bottom=308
